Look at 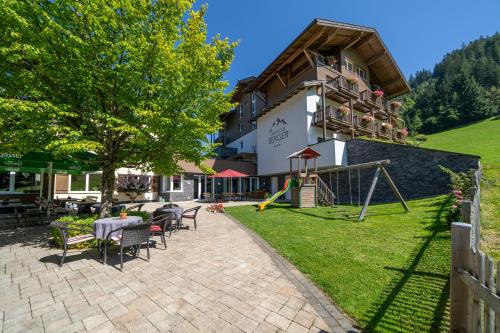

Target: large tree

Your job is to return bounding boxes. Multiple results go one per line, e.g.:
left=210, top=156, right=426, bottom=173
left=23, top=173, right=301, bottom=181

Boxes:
left=0, top=0, right=235, bottom=216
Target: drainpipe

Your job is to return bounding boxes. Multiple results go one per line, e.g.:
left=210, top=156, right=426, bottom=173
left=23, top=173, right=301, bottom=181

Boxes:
left=322, top=82, right=326, bottom=141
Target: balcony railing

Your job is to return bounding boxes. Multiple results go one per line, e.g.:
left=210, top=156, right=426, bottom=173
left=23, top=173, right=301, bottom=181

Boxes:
left=328, top=76, right=359, bottom=97
left=353, top=115, right=375, bottom=132
left=375, top=123, right=393, bottom=138
left=313, top=105, right=352, bottom=126
left=360, top=90, right=383, bottom=109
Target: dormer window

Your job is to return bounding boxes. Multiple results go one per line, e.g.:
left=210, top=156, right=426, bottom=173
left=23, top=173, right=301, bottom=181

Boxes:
left=345, top=58, right=354, bottom=72
left=357, top=67, right=367, bottom=81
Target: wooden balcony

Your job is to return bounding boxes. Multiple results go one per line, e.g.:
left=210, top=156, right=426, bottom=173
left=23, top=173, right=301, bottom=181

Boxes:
left=313, top=106, right=352, bottom=133
left=360, top=90, right=383, bottom=109
left=353, top=115, right=375, bottom=134
left=375, top=123, right=393, bottom=139
left=393, top=130, right=406, bottom=143
left=327, top=76, right=359, bottom=100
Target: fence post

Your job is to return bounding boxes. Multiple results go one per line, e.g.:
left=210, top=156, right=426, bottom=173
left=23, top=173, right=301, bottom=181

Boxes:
left=451, top=222, right=472, bottom=333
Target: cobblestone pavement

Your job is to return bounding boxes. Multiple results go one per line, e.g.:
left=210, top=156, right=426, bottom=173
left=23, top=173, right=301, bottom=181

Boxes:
left=0, top=202, right=358, bottom=333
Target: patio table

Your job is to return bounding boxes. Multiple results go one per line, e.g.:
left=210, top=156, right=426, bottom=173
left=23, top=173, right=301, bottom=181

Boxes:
left=154, top=207, right=184, bottom=230
left=93, top=216, right=143, bottom=240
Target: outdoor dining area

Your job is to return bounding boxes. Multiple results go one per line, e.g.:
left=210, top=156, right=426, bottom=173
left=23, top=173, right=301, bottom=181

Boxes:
left=202, top=168, right=265, bottom=202
left=50, top=203, right=201, bottom=271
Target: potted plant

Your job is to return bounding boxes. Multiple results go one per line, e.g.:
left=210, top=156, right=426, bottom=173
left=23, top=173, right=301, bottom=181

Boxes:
left=390, top=100, right=402, bottom=112
left=374, top=89, right=384, bottom=97
left=346, top=76, right=358, bottom=85
left=337, top=105, right=350, bottom=116
left=119, top=207, right=128, bottom=220
left=361, top=114, right=375, bottom=123
left=398, top=127, right=409, bottom=137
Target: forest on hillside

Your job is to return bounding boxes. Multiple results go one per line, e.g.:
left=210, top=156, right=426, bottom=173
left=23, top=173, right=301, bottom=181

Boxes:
left=400, top=33, right=500, bottom=134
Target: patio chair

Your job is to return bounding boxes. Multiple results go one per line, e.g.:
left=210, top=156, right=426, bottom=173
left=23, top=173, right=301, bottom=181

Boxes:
left=162, top=203, right=179, bottom=208
left=127, top=203, right=144, bottom=212
left=50, top=221, right=96, bottom=267
left=104, top=222, right=152, bottom=271
left=181, top=206, right=201, bottom=230
left=149, top=213, right=174, bottom=248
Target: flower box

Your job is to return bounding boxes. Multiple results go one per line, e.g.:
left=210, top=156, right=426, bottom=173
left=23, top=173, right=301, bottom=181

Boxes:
left=361, top=115, right=375, bottom=123
left=337, top=105, right=350, bottom=115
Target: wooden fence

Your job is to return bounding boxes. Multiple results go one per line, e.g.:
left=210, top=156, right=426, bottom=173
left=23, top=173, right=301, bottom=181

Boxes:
left=450, top=164, right=500, bottom=332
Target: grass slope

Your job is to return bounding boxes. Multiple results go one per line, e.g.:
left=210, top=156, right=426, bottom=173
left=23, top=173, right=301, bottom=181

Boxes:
left=226, top=196, right=451, bottom=332
left=420, top=117, right=500, bottom=258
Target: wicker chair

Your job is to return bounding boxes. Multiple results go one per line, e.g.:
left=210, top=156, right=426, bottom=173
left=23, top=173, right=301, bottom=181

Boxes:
left=127, top=203, right=145, bottom=212
left=149, top=213, right=174, bottom=248
left=181, top=206, right=201, bottom=230
left=50, top=221, right=96, bottom=267
left=104, top=222, right=152, bottom=271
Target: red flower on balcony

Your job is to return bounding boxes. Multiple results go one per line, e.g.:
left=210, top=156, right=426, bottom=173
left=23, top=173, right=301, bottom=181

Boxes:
left=374, top=89, right=384, bottom=97
left=361, top=114, right=375, bottom=123
left=398, top=128, right=409, bottom=137
left=391, top=101, right=402, bottom=108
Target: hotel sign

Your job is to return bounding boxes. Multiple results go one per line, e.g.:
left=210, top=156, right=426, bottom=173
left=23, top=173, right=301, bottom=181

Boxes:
left=268, top=118, right=288, bottom=148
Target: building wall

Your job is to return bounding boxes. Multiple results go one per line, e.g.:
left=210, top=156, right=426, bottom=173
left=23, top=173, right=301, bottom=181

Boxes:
left=257, top=90, right=309, bottom=176
left=226, top=130, right=257, bottom=154
left=159, top=174, right=195, bottom=202
left=326, top=139, right=480, bottom=203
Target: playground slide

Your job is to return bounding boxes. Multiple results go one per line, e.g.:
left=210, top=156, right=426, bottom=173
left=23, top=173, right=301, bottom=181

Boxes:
left=258, top=177, right=297, bottom=211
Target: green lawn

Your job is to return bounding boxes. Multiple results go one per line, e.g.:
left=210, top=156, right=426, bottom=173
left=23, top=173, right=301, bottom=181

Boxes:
left=226, top=196, right=451, bottom=332
left=419, top=117, right=500, bottom=259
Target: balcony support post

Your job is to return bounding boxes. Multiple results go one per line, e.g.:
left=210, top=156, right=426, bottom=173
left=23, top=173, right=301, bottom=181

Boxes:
left=349, top=98, right=355, bottom=139
left=322, top=82, right=326, bottom=141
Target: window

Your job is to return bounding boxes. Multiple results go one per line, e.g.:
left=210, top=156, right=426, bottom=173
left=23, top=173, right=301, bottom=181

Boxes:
left=357, top=67, right=367, bottom=81
left=251, top=93, right=256, bottom=116
left=239, top=105, right=243, bottom=119
left=15, top=173, right=41, bottom=193
left=162, top=175, right=183, bottom=192
left=251, top=121, right=257, bottom=130
left=345, top=58, right=354, bottom=72
left=239, top=124, right=243, bottom=132
left=240, top=141, right=243, bottom=150
left=0, top=172, right=42, bottom=193
left=70, top=175, right=86, bottom=191
left=68, top=173, right=102, bottom=192
left=88, top=174, right=102, bottom=191
left=172, top=175, right=181, bottom=191
left=0, top=172, right=11, bottom=192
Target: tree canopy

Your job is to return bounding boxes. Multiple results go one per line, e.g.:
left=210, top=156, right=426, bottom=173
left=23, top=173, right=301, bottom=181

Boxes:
left=0, top=0, right=236, bottom=214
left=401, top=33, right=500, bottom=134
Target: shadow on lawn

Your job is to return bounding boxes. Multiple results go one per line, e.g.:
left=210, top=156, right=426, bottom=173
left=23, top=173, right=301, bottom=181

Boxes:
left=362, top=196, right=451, bottom=332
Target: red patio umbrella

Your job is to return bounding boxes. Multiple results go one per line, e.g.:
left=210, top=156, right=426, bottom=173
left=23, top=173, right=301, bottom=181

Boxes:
left=209, top=169, right=249, bottom=196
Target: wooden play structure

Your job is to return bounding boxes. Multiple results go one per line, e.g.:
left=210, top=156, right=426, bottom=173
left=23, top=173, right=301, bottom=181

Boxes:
left=286, top=147, right=331, bottom=208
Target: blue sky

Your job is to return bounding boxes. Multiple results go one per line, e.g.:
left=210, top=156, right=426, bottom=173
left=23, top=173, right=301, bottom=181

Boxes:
left=197, top=0, right=500, bottom=88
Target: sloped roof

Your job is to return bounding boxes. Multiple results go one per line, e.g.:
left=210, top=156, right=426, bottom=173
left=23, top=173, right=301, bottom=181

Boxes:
left=177, top=159, right=257, bottom=176
left=286, top=147, right=321, bottom=160
left=247, top=18, right=410, bottom=98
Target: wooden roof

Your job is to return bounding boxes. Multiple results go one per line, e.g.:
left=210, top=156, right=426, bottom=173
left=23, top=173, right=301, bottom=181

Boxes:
left=178, top=159, right=257, bottom=176
left=286, top=147, right=321, bottom=160
left=247, top=18, right=410, bottom=98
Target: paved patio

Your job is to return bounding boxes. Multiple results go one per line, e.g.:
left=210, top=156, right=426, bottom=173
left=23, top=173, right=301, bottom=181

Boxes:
left=0, top=202, right=358, bottom=333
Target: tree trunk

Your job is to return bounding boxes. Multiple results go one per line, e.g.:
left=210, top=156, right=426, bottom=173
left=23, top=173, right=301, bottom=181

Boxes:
left=100, top=162, right=116, bottom=218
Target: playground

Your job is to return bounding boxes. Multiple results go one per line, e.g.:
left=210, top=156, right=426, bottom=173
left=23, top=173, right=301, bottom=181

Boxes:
left=227, top=195, right=453, bottom=332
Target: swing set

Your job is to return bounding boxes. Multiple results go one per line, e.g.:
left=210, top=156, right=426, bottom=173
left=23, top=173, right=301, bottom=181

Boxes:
left=319, top=159, right=409, bottom=221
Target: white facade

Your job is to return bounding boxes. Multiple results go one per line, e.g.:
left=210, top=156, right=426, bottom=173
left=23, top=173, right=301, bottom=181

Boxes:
left=226, top=130, right=257, bottom=154
left=256, top=88, right=348, bottom=176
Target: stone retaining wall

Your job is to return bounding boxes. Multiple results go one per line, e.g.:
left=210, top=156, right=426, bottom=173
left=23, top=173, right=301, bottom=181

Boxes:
left=324, top=139, right=481, bottom=203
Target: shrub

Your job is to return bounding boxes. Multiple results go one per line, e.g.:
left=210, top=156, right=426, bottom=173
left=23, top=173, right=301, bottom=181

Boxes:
left=51, top=211, right=151, bottom=249
left=415, top=134, right=428, bottom=142
left=51, top=215, right=99, bottom=249
left=440, top=166, right=477, bottom=225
